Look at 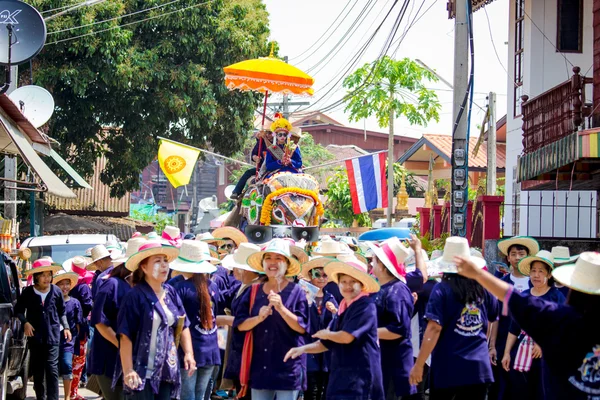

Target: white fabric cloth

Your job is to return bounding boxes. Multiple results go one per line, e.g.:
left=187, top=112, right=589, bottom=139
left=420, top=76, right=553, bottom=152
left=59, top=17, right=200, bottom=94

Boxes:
left=510, top=274, right=530, bottom=293
left=146, top=303, right=175, bottom=378
left=33, top=287, right=50, bottom=304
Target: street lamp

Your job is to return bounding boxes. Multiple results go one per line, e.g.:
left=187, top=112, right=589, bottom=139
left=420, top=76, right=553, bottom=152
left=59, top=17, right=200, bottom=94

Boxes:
left=44, top=0, right=107, bottom=21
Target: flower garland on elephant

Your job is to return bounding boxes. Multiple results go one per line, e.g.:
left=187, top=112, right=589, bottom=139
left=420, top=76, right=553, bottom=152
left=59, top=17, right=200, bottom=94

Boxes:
left=260, top=187, right=324, bottom=226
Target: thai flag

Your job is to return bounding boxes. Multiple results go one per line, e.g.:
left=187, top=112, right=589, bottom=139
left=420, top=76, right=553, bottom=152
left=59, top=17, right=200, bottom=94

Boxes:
left=345, top=152, right=388, bottom=214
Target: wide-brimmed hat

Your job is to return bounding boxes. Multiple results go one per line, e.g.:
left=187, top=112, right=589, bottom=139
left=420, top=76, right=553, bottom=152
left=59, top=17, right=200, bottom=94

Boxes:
left=368, top=238, right=410, bottom=282
left=278, top=238, right=309, bottom=264
left=212, top=227, right=248, bottom=247
left=551, top=246, right=579, bottom=265
left=162, top=226, right=182, bottom=247
left=53, top=270, right=79, bottom=287
left=106, top=240, right=125, bottom=259
left=301, top=256, right=335, bottom=280
left=404, top=249, right=429, bottom=267
left=498, top=236, right=540, bottom=257
left=324, top=254, right=380, bottom=294
left=25, top=258, right=63, bottom=276
left=196, top=232, right=226, bottom=247
left=518, top=250, right=555, bottom=276
left=170, top=240, right=218, bottom=274
left=338, top=236, right=358, bottom=250
left=552, top=251, right=600, bottom=295
left=246, top=239, right=301, bottom=277
left=312, top=240, right=354, bottom=256
left=430, top=237, right=486, bottom=274
left=125, top=241, right=179, bottom=272
left=222, top=243, right=262, bottom=272
left=86, top=245, right=113, bottom=271
left=112, top=237, right=148, bottom=266
left=147, top=232, right=159, bottom=240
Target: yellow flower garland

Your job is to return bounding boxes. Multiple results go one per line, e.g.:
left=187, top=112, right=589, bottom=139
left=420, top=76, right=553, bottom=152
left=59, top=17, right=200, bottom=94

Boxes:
left=260, top=187, right=325, bottom=226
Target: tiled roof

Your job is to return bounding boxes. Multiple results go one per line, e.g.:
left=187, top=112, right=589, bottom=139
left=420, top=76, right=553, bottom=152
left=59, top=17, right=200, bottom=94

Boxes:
left=398, top=133, right=506, bottom=169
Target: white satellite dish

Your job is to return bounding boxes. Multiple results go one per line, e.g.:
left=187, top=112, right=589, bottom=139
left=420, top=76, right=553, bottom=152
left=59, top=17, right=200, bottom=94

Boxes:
left=9, top=85, right=55, bottom=128
left=198, top=197, right=218, bottom=212
left=224, top=185, right=235, bottom=200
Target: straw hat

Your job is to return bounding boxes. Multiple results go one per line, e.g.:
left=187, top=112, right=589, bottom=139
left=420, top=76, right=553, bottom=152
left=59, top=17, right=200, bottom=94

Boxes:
left=430, top=237, right=486, bottom=274
left=301, top=256, right=335, bottom=280
left=196, top=232, right=226, bottom=247
left=106, top=240, right=124, bottom=259
left=552, top=251, right=600, bottom=295
left=246, top=239, right=301, bottom=277
left=368, top=237, right=411, bottom=282
left=279, top=238, right=309, bottom=264
left=25, top=259, right=63, bottom=276
left=86, top=245, right=113, bottom=271
left=125, top=241, right=179, bottom=272
left=551, top=246, right=579, bottom=265
left=497, top=236, right=540, bottom=257
left=404, top=249, right=429, bottom=267
left=53, top=270, right=79, bottom=287
left=112, top=237, right=148, bottom=266
left=312, top=240, right=353, bottom=256
left=170, top=240, right=218, bottom=274
left=324, top=254, right=380, bottom=294
left=338, top=236, right=358, bottom=250
left=518, top=250, right=555, bottom=276
left=222, top=243, right=262, bottom=272
left=147, top=232, right=159, bottom=240
left=212, top=227, right=248, bottom=247
left=162, top=226, right=182, bottom=247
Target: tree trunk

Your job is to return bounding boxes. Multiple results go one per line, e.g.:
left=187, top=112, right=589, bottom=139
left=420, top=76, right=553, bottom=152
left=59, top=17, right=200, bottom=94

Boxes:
left=387, top=92, right=395, bottom=227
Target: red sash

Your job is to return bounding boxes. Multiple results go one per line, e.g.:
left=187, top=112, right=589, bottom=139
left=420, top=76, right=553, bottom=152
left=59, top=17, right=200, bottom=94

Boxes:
left=238, top=283, right=260, bottom=397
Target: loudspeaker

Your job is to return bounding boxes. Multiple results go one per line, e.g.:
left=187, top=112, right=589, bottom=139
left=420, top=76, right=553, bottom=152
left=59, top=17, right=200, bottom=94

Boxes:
left=292, top=226, right=319, bottom=242
left=245, top=225, right=272, bottom=244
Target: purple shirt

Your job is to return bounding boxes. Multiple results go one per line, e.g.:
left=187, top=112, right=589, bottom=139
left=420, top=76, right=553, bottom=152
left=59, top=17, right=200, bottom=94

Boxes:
left=507, top=290, right=599, bottom=399
left=173, top=279, right=220, bottom=367
left=495, top=274, right=532, bottom=356
left=425, top=281, right=499, bottom=389
left=321, top=295, right=384, bottom=400
left=116, top=281, right=189, bottom=399
left=306, top=292, right=337, bottom=373
left=371, top=279, right=416, bottom=396
left=15, top=284, right=67, bottom=345
left=70, top=282, right=93, bottom=319
left=91, top=265, right=114, bottom=299
left=224, top=284, right=251, bottom=381
left=88, top=276, right=131, bottom=377
left=406, top=269, right=424, bottom=293
left=60, top=297, right=83, bottom=354
left=233, top=282, right=308, bottom=391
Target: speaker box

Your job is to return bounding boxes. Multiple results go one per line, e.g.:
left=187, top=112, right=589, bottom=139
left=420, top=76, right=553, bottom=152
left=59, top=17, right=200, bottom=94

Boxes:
left=244, top=225, right=272, bottom=244
left=292, top=226, right=319, bottom=242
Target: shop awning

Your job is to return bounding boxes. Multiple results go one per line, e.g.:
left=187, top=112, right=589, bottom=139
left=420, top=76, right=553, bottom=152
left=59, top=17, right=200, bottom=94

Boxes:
left=48, top=149, right=93, bottom=189
left=0, top=111, right=76, bottom=198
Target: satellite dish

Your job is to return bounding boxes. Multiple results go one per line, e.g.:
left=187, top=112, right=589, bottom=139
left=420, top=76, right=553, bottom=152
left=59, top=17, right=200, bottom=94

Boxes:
left=224, top=185, right=235, bottom=200
left=9, top=85, right=54, bottom=127
left=0, top=0, right=46, bottom=65
left=198, top=196, right=218, bottom=212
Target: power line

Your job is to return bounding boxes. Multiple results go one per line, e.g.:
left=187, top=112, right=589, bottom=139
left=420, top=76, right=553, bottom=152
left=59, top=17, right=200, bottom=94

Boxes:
left=47, top=0, right=216, bottom=45
left=41, top=1, right=91, bottom=15
left=48, top=0, right=184, bottom=35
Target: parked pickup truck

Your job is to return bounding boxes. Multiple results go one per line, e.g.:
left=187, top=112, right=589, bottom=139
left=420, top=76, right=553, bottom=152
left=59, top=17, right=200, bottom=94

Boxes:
left=0, top=252, right=28, bottom=400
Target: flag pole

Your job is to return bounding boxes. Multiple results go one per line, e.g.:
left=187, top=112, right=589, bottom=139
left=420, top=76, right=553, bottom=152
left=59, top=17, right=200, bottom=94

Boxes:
left=157, top=137, right=254, bottom=167
left=302, top=150, right=387, bottom=171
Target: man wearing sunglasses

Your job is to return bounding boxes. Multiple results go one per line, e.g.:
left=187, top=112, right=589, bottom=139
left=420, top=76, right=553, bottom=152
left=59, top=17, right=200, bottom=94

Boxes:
left=263, top=113, right=303, bottom=177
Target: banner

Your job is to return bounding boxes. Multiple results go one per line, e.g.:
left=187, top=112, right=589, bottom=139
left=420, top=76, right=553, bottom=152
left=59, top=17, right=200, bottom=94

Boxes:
left=158, top=139, right=200, bottom=188
left=346, top=152, right=388, bottom=214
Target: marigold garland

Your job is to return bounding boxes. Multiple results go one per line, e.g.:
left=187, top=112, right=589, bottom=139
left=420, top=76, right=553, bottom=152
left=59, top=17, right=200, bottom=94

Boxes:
left=260, top=187, right=324, bottom=226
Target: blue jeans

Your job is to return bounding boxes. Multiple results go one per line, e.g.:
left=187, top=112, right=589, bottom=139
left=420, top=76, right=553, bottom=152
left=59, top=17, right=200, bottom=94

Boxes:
left=251, top=389, right=300, bottom=400
left=59, top=350, right=73, bottom=380
left=181, top=365, right=215, bottom=400
left=233, top=168, right=257, bottom=194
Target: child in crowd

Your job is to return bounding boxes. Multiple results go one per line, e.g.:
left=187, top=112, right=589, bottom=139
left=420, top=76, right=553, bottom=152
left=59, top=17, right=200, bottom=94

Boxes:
left=54, top=271, right=84, bottom=400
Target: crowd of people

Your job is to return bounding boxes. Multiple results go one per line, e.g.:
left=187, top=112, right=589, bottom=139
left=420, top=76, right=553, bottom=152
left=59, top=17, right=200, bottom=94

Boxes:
left=14, top=225, right=600, bottom=400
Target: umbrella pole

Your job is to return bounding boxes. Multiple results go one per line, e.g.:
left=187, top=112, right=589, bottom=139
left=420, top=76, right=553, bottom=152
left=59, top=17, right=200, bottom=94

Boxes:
left=257, top=90, right=269, bottom=178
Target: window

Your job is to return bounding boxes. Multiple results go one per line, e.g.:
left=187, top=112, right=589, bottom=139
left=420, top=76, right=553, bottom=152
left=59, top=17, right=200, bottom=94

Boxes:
left=514, top=0, right=525, bottom=117
left=557, top=0, right=583, bottom=53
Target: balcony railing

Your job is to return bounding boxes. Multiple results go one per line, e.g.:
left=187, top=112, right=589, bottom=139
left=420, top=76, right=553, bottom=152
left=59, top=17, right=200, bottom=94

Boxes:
left=521, top=66, right=593, bottom=154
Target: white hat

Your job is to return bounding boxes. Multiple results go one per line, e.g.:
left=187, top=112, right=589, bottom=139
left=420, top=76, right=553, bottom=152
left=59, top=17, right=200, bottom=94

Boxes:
left=246, top=239, right=301, bottom=277
left=170, top=240, right=218, bottom=274
left=518, top=250, right=555, bottom=276
left=404, top=249, right=429, bottom=267
left=106, top=240, right=124, bottom=259
left=552, top=251, right=600, bottom=295
left=324, top=254, right=380, bottom=294
left=162, top=226, right=182, bottom=247
left=112, top=237, right=147, bottom=266
left=430, top=237, right=486, bottom=274
left=368, top=237, right=410, bottom=282
left=196, top=232, right=226, bottom=247
left=86, top=245, right=113, bottom=271
left=125, top=241, right=179, bottom=272
left=551, top=246, right=579, bottom=265
left=497, top=236, right=540, bottom=257
left=312, top=239, right=353, bottom=256
left=222, top=243, right=261, bottom=272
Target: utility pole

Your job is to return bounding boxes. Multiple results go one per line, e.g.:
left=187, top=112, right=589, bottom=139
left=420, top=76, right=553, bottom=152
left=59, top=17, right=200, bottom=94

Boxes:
left=487, top=92, right=497, bottom=195
left=266, top=56, right=309, bottom=119
left=4, top=66, right=18, bottom=220
left=387, top=91, right=395, bottom=227
left=450, top=0, right=470, bottom=236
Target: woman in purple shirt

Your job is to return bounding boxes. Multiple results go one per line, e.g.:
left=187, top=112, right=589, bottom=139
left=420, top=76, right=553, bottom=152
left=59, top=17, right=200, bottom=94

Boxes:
left=235, top=239, right=308, bottom=400
left=409, top=237, right=498, bottom=400
left=117, top=241, right=196, bottom=400
left=456, top=251, right=600, bottom=400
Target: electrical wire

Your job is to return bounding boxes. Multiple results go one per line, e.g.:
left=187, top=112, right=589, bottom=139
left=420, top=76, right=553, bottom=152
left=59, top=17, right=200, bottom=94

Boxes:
left=40, top=1, right=91, bottom=15
left=48, top=0, right=185, bottom=35
left=46, top=0, right=216, bottom=45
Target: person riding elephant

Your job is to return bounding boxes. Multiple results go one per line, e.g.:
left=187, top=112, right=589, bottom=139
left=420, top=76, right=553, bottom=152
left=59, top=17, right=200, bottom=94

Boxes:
left=263, top=113, right=302, bottom=177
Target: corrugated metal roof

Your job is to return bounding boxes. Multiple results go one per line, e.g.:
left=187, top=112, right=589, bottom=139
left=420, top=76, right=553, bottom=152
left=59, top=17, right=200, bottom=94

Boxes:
left=45, top=154, right=131, bottom=214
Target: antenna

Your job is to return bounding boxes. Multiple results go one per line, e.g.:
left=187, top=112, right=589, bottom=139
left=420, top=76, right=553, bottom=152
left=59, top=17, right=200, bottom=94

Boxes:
left=9, top=85, right=54, bottom=127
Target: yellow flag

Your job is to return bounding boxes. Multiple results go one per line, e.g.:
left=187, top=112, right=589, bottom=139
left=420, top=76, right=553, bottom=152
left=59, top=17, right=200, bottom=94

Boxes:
left=157, top=139, right=200, bottom=188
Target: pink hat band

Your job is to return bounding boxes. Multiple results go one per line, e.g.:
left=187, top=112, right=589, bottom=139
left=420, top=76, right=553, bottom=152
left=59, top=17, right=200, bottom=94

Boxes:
left=71, top=263, right=87, bottom=276
left=162, top=232, right=182, bottom=248
left=346, top=261, right=368, bottom=273
left=138, top=241, right=168, bottom=252
left=32, top=259, right=52, bottom=269
left=380, top=242, right=407, bottom=278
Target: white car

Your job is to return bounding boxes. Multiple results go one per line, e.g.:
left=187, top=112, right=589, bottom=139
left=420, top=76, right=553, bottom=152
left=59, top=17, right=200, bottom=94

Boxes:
left=21, top=234, right=119, bottom=265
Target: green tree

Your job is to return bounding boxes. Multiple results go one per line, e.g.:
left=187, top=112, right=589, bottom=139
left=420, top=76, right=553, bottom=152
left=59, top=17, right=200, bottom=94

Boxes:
left=343, top=56, right=441, bottom=224
left=29, top=0, right=270, bottom=197
left=391, top=163, right=422, bottom=197
left=324, top=168, right=371, bottom=227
